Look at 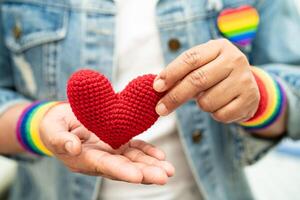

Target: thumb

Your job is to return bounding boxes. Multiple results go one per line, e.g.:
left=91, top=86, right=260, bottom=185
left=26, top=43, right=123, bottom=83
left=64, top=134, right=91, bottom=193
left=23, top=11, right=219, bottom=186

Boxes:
left=41, top=127, right=82, bottom=157
left=54, top=131, right=82, bottom=156
left=39, top=103, right=83, bottom=156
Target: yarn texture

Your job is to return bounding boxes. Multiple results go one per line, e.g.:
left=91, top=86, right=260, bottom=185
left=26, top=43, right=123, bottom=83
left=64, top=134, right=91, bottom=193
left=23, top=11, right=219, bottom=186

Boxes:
left=67, top=69, right=163, bottom=149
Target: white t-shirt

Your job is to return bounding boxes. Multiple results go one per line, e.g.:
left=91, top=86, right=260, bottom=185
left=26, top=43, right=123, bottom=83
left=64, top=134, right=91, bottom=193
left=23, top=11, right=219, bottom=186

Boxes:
left=99, top=0, right=201, bottom=199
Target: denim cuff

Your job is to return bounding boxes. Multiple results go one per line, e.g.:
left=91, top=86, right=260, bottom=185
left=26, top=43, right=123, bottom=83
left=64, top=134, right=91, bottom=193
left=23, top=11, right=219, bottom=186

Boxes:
left=262, top=65, right=300, bottom=140
left=0, top=89, right=30, bottom=117
left=0, top=89, right=42, bottom=162
left=278, top=78, right=300, bottom=140
left=237, top=126, right=280, bottom=165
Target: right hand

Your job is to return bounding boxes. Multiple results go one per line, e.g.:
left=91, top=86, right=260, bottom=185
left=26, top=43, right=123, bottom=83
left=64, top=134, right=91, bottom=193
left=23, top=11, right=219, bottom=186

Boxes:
left=39, top=103, right=174, bottom=185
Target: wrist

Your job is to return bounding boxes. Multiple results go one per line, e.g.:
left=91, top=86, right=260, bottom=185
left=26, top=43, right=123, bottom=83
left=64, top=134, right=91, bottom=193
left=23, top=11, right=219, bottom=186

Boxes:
left=0, top=103, right=30, bottom=154
left=239, top=67, right=287, bottom=133
left=16, top=101, right=63, bottom=156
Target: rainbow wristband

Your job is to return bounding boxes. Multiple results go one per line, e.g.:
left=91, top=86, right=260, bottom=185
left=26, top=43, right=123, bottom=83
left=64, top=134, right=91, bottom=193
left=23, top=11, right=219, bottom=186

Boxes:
left=240, top=67, right=287, bottom=131
left=16, top=101, right=61, bottom=156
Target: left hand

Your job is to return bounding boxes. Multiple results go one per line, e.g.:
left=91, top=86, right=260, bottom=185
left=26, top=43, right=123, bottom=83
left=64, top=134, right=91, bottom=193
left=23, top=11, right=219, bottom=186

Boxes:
left=40, top=103, right=175, bottom=185
left=153, top=39, right=260, bottom=123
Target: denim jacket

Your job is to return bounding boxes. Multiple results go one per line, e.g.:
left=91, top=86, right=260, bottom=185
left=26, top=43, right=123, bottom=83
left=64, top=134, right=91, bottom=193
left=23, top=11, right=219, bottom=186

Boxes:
left=1, top=0, right=300, bottom=200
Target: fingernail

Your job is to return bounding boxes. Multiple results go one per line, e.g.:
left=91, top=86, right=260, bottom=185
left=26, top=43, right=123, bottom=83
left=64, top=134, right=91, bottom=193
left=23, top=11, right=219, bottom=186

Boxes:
left=65, top=141, right=73, bottom=153
left=153, top=79, right=166, bottom=92
left=156, top=103, right=168, bottom=116
left=154, top=75, right=160, bottom=81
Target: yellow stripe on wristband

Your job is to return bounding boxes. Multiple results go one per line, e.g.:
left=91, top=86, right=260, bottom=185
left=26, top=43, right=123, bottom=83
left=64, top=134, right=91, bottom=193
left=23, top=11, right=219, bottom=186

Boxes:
left=29, top=102, right=61, bottom=156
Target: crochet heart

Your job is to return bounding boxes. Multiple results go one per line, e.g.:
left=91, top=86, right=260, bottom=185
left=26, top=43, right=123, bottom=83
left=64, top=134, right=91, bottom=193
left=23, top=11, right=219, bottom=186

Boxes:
left=217, top=5, right=260, bottom=46
left=67, top=69, right=163, bottom=149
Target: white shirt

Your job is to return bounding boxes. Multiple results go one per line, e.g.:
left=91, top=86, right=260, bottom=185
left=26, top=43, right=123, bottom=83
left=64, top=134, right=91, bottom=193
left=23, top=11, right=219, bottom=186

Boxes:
left=99, top=0, right=201, bottom=199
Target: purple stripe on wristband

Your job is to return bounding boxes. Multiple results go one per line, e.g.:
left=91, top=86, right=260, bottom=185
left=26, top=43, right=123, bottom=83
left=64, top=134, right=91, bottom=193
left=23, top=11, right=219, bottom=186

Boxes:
left=16, top=101, right=42, bottom=153
left=276, top=79, right=287, bottom=117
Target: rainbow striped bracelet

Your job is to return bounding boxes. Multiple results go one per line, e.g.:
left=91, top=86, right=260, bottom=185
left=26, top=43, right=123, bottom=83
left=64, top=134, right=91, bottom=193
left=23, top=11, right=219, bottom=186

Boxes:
left=16, top=101, right=61, bottom=156
left=240, top=67, right=287, bottom=131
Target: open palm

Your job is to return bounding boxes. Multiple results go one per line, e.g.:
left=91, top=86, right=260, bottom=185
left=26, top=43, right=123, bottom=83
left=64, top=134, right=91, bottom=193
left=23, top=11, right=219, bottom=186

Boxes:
left=40, top=103, right=174, bottom=185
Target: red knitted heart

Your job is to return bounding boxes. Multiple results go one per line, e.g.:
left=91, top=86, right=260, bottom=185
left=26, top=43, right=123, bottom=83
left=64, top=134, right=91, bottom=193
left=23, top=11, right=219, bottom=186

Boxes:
left=67, top=69, right=163, bottom=149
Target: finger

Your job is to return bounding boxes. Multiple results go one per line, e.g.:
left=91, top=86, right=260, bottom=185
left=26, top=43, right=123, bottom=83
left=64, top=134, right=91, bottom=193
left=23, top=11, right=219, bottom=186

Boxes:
left=74, top=160, right=167, bottom=185
left=70, top=126, right=92, bottom=142
left=159, top=161, right=175, bottom=177
left=196, top=76, right=240, bottom=113
left=43, top=130, right=82, bottom=156
left=123, top=148, right=160, bottom=167
left=40, top=116, right=83, bottom=156
left=153, top=40, right=221, bottom=92
left=123, top=147, right=175, bottom=177
left=133, top=163, right=168, bottom=185
left=156, top=56, right=232, bottom=116
left=236, top=116, right=253, bottom=123
left=67, top=166, right=117, bottom=180
left=129, top=140, right=165, bottom=160
left=84, top=150, right=143, bottom=183
left=211, top=95, right=255, bottom=123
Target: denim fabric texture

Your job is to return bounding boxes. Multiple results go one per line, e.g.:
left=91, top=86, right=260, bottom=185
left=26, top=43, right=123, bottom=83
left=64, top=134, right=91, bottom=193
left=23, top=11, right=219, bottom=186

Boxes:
left=1, top=0, right=300, bottom=199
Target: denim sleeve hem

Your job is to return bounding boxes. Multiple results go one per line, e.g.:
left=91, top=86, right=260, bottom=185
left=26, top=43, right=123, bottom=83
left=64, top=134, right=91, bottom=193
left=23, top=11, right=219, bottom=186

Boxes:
left=237, top=64, right=300, bottom=165
left=0, top=93, right=42, bottom=162
left=279, top=79, right=300, bottom=140
left=236, top=126, right=280, bottom=166
left=239, top=64, right=300, bottom=165
left=4, top=153, right=43, bottom=163
left=0, top=99, right=30, bottom=117
left=261, top=64, right=300, bottom=140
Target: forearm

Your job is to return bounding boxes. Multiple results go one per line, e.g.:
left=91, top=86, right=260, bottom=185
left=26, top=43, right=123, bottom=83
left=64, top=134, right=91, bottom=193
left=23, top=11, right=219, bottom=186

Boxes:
left=0, top=103, right=30, bottom=154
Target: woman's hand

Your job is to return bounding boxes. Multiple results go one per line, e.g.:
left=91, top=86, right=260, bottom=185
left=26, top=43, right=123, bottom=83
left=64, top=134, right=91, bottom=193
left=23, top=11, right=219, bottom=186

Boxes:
left=40, top=103, right=174, bottom=185
left=154, top=39, right=260, bottom=123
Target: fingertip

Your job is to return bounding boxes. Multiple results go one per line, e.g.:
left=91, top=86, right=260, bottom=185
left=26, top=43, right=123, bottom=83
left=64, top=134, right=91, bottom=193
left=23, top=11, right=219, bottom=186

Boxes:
left=161, top=161, right=175, bottom=177
left=65, top=137, right=82, bottom=156
left=149, top=148, right=165, bottom=161
left=155, top=103, right=169, bottom=116
left=64, top=141, right=73, bottom=153
left=153, top=78, right=166, bottom=92
left=143, top=166, right=168, bottom=185
left=154, top=74, right=160, bottom=82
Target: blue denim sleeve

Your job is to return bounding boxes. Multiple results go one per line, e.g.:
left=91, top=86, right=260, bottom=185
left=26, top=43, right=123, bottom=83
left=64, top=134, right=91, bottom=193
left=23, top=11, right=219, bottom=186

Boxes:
left=234, top=0, right=300, bottom=165
left=250, top=0, right=300, bottom=140
left=0, top=22, right=29, bottom=116
left=0, top=22, right=40, bottom=162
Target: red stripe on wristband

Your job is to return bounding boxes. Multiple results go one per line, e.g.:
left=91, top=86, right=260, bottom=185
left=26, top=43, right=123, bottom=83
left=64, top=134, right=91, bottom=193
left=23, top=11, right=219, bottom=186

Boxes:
left=250, top=72, right=268, bottom=120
